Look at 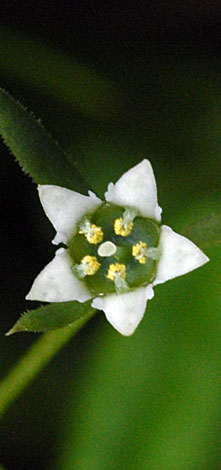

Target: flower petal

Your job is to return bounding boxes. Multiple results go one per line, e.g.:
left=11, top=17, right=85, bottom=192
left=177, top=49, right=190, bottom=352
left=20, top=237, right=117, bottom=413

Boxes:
left=105, top=159, right=162, bottom=221
left=154, top=225, right=209, bottom=285
left=26, top=248, right=91, bottom=302
left=38, top=185, right=102, bottom=244
left=92, top=285, right=154, bottom=336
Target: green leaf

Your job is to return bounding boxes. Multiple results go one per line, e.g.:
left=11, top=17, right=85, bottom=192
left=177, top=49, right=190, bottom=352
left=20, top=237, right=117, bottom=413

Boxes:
left=0, top=88, right=89, bottom=193
left=6, top=300, right=95, bottom=335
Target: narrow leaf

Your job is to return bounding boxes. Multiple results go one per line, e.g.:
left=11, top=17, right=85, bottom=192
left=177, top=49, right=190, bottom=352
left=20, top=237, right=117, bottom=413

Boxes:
left=0, top=88, right=89, bottom=193
left=6, top=300, right=95, bottom=335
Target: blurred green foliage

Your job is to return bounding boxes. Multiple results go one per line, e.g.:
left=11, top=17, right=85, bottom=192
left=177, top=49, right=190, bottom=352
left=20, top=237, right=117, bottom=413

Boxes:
left=0, top=28, right=121, bottom=120
left=57, top=248, right=220, bottom=470
left=0, top=24, right=220, bottom=470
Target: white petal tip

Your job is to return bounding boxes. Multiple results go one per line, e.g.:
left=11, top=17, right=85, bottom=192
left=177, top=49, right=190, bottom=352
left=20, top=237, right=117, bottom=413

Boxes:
left=91, top=297, right=103, bottom=310
left=154, top=225, right=210, bottom=285
left=37, top=184, right=53, bottom=195
left=146, top=284, right=155, bottom=300
left=88, top=190, right=101, bottom=202
left=92, top=285, right=154, bottom=336
left=38, top=185, right=102, bottom=244
left=25, top=293, right=32, bottom=301
left=52, top=232, right=67, bottom=245
left=104, top=182, right=114, bottom=201
left=202, top=254, right=210, bottom=264
left=25, top=248, right=91, bottom=303
left=104, top=159, right=161, bottom=221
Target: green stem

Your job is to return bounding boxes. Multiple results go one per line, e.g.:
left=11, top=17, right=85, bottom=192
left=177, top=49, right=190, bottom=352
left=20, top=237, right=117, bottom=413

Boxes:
left=0, top=309, right=96, bottom=418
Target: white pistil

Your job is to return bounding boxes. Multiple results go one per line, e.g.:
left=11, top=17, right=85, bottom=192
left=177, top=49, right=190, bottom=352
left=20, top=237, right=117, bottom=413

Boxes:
left=98, top=241, right=117, bottom=257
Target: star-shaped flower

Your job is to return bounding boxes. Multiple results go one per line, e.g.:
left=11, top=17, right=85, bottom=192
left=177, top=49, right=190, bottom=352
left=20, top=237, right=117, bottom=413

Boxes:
left=26, top=160, right=209, bottom=336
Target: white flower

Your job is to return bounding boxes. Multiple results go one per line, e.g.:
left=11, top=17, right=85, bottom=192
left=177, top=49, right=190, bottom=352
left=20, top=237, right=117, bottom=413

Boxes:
left=26, top=160, right=209, bottom=336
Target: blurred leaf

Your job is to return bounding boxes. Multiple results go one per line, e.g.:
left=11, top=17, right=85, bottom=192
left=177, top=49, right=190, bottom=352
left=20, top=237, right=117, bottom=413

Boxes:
left=6, top=300, right=95, bottom=334
left=0, top=28, right=121, bottom=120
left=57, top=246, right=220, bottom=470
left=175, top=196, right=221, bottom=250
left=0, top=88, right=89, bottom=192
left=182, top=210, right=221, bottom=249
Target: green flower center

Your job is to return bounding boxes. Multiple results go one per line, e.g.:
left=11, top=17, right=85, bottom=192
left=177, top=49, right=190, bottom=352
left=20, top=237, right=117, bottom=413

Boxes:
left=67, top=203, right=160, bottom=295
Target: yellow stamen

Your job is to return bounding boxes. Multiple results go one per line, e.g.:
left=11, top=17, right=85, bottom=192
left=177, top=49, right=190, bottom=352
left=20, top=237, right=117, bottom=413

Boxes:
left=107, top=262, right=129, bottom=293
left=132, top=241, right=148, bottom=264
left=82, top=255, right=100, bottom=275
left=76, top=255, right=100, bottom=278
left=114, top=218, right=133, bottom=237
left=79, top=220, right=103, bottom=244
left=107, top=263, right=126, bottom=281
left=114, top=207, right=137, bottom=237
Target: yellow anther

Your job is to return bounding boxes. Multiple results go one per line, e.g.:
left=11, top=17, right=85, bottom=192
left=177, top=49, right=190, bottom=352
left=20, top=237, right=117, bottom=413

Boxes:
left=107, top=263, right=126, bottom=281
left=87, top=224, right=103, bottom=244
left=107, top=262, right=129, bottom=293
left=80, top=255, right=100, bottom=276
left=79, top=220, right=103, bottom=244
left=114, top=207, right=137, bottom=237
left=114, top=218, right=134, bottom=237
left=132, top=241, right=148, bottom=264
